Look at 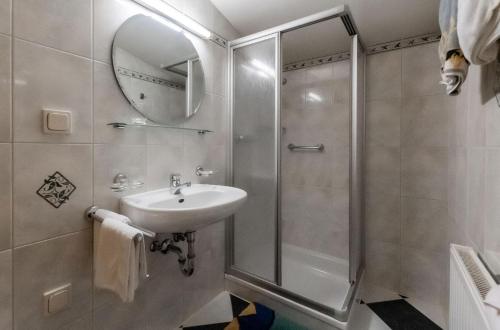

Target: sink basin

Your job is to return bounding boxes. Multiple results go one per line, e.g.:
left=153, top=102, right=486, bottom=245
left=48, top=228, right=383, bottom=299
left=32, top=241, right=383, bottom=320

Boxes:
left=120, top=184, right=247, bottom=233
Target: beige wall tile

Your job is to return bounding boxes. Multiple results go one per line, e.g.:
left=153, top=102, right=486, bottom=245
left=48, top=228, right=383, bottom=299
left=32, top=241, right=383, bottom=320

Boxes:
left=365, top=145, right=400, bottom=195
left=13, top=143, right=92, bottom=246
left=0, top=249, right=12, bottom=330
left=466, top=148, right=485, bottom=250
left=401, top=197, right=449, bottom=253
left=366, top=98, right=401, bottom=147
left=401, top=95, right=455, bottom=147
left=0, top=34, right=11, bottom=142
left=0, top=144, right=11, bottom=251
left=365, top=241, right=400, bottom=291
left=93, top=0, right=147, bottom=63
left=448, top=147, right=467, bottom=228
left=93, top=144, right=147, bottom=212
left=365, top=191, right=400, bottom=244
left=366, top=50, right=402, bottom=101
left=0, top=0, right=10, bottom=35
left=400, top=248, right=445, bottom=306
left=13, top=39, right=92, bottom=143
left=401, top=146, right=447, bottom=200
left=485, top=148, right=500, bottom=255
left=146, top=144, right=184, bottom=190
left=13, top=230, right=92, bottom=330
left=402, top=42, right=443, bottom=98
left=466, top=66, right=487, bottom=147
left=93, top=61, right=147, bottom=145
left=13, top=0, right=91, bottom=56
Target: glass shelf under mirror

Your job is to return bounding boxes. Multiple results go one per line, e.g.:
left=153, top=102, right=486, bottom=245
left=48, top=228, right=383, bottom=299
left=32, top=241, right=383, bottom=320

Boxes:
left=107, top=122, right=213, bottom=134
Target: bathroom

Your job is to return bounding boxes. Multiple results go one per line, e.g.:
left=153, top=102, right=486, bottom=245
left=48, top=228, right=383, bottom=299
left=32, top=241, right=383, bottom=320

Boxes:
left=0, top=0, right=498, bottom=329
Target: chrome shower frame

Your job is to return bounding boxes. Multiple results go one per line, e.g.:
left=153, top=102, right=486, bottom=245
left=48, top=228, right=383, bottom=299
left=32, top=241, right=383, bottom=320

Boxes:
left=225, top=5, right=365, bottom=322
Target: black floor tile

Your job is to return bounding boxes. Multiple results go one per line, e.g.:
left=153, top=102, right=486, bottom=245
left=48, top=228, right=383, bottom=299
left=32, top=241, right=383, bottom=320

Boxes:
left=367, top=299, right=442, bottom=330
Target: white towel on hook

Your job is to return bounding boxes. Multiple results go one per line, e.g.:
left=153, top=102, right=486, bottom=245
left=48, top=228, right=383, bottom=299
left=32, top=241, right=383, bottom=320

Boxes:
left=94, top=213, right=148, bottom=303
left=457, top=0, right=500, bottom=65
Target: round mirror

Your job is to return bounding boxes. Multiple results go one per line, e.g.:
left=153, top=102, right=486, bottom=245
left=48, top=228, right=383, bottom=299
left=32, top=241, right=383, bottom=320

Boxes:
left=112, top=14, right=205, bottom=125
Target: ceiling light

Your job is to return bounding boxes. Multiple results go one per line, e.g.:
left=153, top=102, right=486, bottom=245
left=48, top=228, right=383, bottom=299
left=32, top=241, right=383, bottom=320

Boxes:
left=149, top=14, right=182, bottom=32
left=134, top=0, right=212, bottom=39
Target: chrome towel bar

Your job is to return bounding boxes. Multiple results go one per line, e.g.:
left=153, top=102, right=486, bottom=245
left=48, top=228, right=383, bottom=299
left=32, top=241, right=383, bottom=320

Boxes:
left=287, top=143, right=325, bottom=152
left=85, top=206, right=156, bottom=239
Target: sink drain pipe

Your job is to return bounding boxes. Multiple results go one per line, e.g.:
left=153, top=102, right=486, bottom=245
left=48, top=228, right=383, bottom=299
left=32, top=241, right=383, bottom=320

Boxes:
left=151, top=232, right=196, bottom=276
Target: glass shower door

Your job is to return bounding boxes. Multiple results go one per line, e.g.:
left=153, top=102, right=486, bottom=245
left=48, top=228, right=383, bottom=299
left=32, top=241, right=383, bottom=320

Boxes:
left=230, top=34, right=279, bottom=283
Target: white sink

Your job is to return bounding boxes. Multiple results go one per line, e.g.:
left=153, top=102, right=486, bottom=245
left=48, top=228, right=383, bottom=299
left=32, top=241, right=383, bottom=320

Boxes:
left=120, top=184, right=247, bottom=233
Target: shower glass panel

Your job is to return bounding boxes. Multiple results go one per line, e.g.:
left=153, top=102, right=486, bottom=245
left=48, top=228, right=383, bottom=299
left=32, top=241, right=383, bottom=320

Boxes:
left=280, top=17, right=352, bottom=310
left=231, top=35, right=278, bottom=282
left=227, top=7, right=364, bottom=321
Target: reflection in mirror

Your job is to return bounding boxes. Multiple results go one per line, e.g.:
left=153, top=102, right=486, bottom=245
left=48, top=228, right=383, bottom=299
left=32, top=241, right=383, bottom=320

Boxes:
left=112, top=14, right=205, bottom=125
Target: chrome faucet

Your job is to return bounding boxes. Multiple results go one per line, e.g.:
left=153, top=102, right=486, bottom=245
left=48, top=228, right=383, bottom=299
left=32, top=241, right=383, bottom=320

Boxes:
left=170, top=174, right=191, bottom=195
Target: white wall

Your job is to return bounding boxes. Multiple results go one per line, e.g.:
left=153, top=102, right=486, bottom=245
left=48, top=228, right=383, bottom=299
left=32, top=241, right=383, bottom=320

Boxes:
left=0, top=0, right=239, bottom=329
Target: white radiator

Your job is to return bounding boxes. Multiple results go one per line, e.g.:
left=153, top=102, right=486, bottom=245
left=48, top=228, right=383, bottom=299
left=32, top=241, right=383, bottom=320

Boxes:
left=450, top=244, right=496, bottom=330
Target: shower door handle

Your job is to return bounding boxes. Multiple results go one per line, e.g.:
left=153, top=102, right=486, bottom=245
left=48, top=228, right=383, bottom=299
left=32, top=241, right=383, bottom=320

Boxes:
left=287, top=143, right=325, bottom=152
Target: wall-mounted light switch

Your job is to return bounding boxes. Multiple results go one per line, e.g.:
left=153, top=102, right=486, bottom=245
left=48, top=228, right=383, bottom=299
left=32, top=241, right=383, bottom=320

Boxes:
left=43, top=283, right=72, bottom=316
left=43, top=109, right=72, bottom=134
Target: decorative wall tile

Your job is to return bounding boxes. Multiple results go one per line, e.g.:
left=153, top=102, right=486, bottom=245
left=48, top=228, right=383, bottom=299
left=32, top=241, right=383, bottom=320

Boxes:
left=13, top=143, right=92, bottom=246
left=0, top=249, right=12, bottom=330
left=366, top=34, right=441, bottom=55
left=0, top=34, right=11, bottom=142
left=36, top=171, right=76, bottom=209
left=13, top=39, right=92, bottom=143
left=13, top=230, right=92, bottom=330
left=0, top=0, right=10, bottom=35
left=0, top=144, right=11, bottom=251
left=283, top=52, right=351, bottom=72
left=13, top=0, right=91, bottom=56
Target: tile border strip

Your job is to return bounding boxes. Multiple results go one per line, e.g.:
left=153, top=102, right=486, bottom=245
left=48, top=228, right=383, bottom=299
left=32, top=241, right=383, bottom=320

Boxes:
left=281, top=33, right=441, bottom=72
left=117, top=66, right=185, bottom=90
left=366, top=33, right=441, bottom=55
left=283, top=52, right=351, bottom=72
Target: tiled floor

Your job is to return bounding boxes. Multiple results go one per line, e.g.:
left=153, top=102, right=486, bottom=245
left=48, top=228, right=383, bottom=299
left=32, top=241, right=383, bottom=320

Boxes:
left=179, top=285, right=447, bottom=329
left=349, top=284, right=447, bottom=330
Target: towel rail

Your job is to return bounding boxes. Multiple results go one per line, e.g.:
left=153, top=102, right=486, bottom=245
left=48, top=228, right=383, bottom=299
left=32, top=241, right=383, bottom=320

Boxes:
left=287, top=143, right=325, bottom=152
left=85, top=206, right=156, bottom=239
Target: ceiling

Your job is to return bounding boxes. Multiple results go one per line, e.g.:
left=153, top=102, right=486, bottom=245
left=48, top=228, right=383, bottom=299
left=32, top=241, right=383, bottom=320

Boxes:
left=210, top=0, right=440, bottom=47
left=282, top=18, right=351, bottom=64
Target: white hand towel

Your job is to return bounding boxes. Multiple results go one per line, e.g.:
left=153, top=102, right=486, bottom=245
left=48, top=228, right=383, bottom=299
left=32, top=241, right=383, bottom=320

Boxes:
left=485, top=285, right=500, bottom=329
left=94, top=215, right=148, bottom=303
left=457, top=0, right=500, bottom=65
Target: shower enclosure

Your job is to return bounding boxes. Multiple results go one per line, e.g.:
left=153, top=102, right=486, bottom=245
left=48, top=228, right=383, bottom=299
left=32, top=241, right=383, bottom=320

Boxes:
left=226, top=6, right=365, bottom=321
